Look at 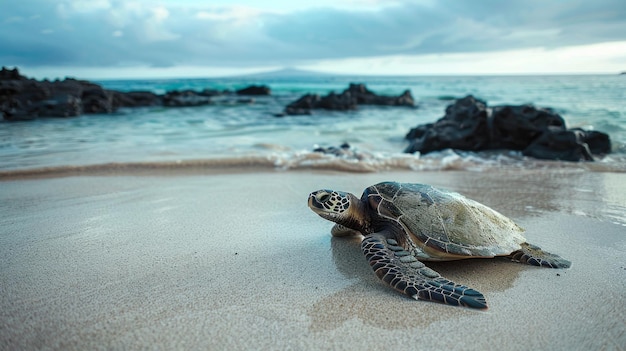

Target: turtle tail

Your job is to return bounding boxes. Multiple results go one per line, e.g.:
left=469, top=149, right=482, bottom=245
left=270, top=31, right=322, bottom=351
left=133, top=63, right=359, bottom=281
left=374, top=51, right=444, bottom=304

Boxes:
left=361, top=234, right=488, bottom=310
left=508, top=242, right=571, bottom=268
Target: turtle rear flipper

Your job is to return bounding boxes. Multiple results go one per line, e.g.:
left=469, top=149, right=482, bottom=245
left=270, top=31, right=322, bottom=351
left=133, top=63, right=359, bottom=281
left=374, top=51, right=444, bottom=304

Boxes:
left=508, top=242, right=571, bottom=268
left=361, top=233, right=488, bottom=310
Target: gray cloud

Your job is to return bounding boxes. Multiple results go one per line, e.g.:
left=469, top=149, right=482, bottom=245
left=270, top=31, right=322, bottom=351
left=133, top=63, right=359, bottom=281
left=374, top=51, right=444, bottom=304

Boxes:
left=1, top=0, right=625, bottom=69
left=266, top=0, right=626, bottom=56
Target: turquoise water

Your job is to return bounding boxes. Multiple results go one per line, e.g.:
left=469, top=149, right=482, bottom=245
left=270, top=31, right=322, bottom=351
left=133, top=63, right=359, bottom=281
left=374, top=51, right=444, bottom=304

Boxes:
left=1, top=74, right=625, bottom=172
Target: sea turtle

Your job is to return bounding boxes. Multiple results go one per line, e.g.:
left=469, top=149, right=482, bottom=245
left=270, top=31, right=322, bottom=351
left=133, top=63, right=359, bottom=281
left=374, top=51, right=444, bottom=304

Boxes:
left=308, top=181, right=571, bottom=309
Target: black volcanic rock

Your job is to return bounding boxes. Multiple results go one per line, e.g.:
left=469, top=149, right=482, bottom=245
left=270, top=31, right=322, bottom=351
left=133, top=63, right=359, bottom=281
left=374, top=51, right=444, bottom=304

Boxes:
left=576, top=129, right=612, bottom=154
left=162, top=90, right=211, bottom=107
left=490, top=105, right=566, bottom=150
left=405, top=123, right=433, bottom=140
left=82, top=87, right=116, bottom=114
left=0, top=67, right=234, bottom=120
left=0, top=74, right=98, bottom=119
left=113, top=91, right=162, bottom=108
left=312, top=142, right=365, bottom=160
left=317, top=91, right=358, bottom=111
left=405, top=95, right=612, bottom=162
left=200, top=88, right=224, bottom=97
left=236, top=85, right=271, bottom=95
left=1, top=75, right=50, bottom=120
left=522, top=128, right=610, bottom=161
left=283, top=83, right=414, bottom=115
left=0, top=67, right=22, bottom=80
left=40, top=94, right=83, bottom=118
left=405, top=95, right=489, bottom=153
left=346, top=83, right=414, bottom=106
left=284, top=94, right=320, bottom=115
left=522, top=129, right=595, bottom=161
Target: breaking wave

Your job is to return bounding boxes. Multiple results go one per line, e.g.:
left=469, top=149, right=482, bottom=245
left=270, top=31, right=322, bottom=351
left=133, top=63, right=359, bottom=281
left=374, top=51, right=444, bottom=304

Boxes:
left=1, top=149, right=624, bottom=179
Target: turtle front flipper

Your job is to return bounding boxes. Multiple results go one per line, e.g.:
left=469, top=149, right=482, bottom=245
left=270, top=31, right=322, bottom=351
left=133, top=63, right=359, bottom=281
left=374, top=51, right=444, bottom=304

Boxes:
left=508, top=242, right=571, bottom=268
left=361, top=233, right=487, bottom=309
left=331, top=224, right=361, bottom=237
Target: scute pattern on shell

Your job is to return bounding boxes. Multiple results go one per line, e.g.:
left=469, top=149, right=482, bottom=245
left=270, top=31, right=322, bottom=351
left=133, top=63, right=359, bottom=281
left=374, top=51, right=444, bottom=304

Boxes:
left=366, top=182, right=526, bottom=259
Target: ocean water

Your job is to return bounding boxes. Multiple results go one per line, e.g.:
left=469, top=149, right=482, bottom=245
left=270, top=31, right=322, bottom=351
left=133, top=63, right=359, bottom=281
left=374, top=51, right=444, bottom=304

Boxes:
left=1, top=74, right=625, bottom=173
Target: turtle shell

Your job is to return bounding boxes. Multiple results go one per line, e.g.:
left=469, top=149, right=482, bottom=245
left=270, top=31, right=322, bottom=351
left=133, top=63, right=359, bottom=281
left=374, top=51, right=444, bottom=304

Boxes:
left=364, top=182, right=526, bottom=259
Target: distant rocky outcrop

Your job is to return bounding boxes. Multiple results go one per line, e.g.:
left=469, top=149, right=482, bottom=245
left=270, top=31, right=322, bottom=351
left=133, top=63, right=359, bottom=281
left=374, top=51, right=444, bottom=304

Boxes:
left=284, top=92, right=357, bottom=115
left=0, top=67, right=272, bottom=120
left=235, top=85, right=270, bottom=95
left=162, top=90, right=212, bottom=107
left=112, top=91, right=162, bottom=108
left=405, top=95, right=611, bottom=161
left=282, top=83, right=414, bottom=116
left=348, top=83, right=414, bottom=106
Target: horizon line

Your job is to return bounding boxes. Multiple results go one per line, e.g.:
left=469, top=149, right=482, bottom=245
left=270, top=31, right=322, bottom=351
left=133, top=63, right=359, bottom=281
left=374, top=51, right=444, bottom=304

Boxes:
left=4, top=66, right=624, bottom=81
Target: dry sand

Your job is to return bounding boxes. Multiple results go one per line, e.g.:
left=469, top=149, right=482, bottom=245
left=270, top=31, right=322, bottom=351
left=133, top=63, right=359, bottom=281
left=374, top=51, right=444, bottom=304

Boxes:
left=1, top=170, right=625, bottom=350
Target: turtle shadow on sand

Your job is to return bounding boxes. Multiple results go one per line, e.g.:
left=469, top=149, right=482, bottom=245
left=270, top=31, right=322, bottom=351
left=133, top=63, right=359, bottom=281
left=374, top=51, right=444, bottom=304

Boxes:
left=307, top=236, right=527, bottom=332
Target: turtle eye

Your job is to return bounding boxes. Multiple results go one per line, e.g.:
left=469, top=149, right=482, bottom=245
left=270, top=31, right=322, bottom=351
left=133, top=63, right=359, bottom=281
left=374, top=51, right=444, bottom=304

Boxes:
left=317, top=192, right=331, bottom=203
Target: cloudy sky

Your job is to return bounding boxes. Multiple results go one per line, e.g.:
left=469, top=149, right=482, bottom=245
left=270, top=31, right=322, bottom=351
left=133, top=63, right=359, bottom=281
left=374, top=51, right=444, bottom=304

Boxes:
left=2, top=0, right=625, bottom=79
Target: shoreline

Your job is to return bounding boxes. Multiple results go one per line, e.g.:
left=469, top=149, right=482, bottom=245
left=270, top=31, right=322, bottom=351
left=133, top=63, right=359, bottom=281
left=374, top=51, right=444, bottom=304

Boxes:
left=1, top=170, right=625, bottom=350
left=1, top=154, right=626, bottom=181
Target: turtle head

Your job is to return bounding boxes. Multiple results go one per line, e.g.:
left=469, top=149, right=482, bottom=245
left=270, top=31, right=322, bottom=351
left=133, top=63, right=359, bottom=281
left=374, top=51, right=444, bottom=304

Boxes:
left=308, top=189, right=370, bottom=232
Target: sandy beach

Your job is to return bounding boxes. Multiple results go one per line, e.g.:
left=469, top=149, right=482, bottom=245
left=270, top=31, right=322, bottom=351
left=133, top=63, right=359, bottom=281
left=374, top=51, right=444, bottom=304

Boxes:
left=1, top=169, right=624, bottom=350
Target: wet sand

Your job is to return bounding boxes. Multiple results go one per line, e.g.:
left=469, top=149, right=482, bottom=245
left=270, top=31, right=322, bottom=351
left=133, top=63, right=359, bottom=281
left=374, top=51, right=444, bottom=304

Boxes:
left=1, top=170, right=625, bottom=350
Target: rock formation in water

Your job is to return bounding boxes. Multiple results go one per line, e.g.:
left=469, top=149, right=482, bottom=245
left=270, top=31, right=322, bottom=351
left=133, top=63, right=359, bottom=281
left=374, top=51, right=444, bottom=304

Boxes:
left=0, top=67, right=270, bottom=120
left=283, top=83, right=415, bottom=116
left=405, top=95, right=611, bottom=161
left=235, top=85, right=271, bottom=95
